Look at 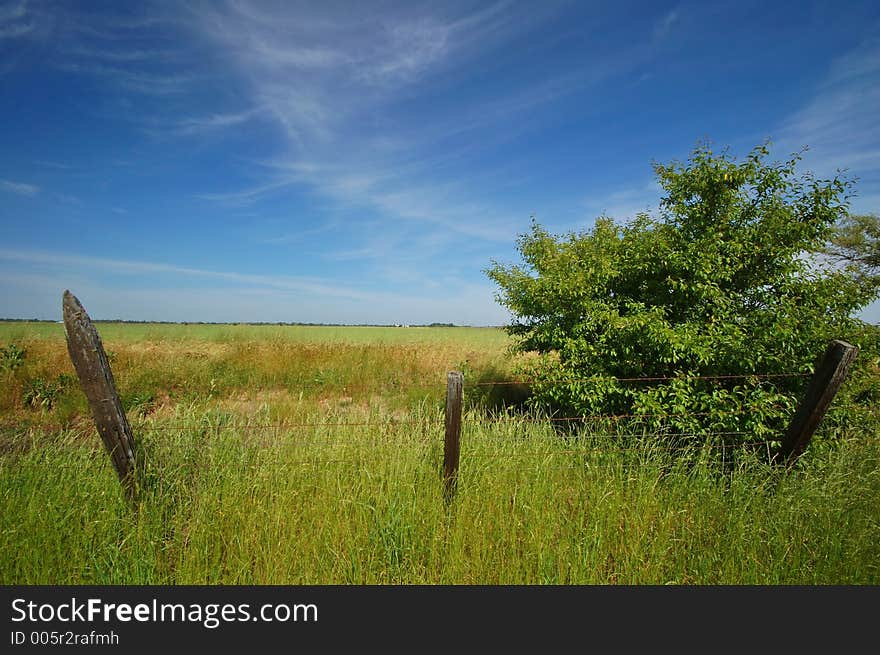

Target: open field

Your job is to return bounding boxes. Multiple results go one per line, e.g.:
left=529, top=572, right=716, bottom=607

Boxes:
left=0, top=322, right=515, bottom=428
left=0, top=321, right=512, bottom=348
left=1, top=321, right=879, bottom=584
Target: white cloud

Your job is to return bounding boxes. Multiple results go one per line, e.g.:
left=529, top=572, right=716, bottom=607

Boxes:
left=196, top=178, right=300, bottom=205
left=0, top=248, right=510, bottom=324
left=0, top=248, right=382, bottom=301
left=0, top=20, right=31, bottom=39
left=652, top=8, right=679, bottom=41
left=173, top=107, right=266, bottom=135
left=583, top=179, right=662, bottom=223
left=0, top=2, right=690, bottom=324
left=1, top=178, right=39, bottom=196
left=34, top=160, right=73, bottom=169
left=57, top=61, right=196, bottom=96
left=358, top=17, right=451, bottom=84
left=54, top=192, right=81, bottom=205
left=774, top=38, right=880, bottom=209
left=0, top=1, right=27, bottom=22
left=183, top=1, right=662, bottom=241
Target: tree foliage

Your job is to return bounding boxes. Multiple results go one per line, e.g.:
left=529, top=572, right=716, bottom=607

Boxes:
left=825, top=212, right=880, bottom=272
left=487, top=142, right=880, bottom=442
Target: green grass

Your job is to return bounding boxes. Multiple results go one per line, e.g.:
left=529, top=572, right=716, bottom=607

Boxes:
left=0, top=321, right=511, bottom=348
left=2, top=406, right=878, bottom=584
left=1, top=320, right=878, bottom=584
left=0, top=321, right=516, bottom=425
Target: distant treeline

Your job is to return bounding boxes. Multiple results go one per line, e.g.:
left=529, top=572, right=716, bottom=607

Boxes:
left=0, top=318, right=492, bottom=328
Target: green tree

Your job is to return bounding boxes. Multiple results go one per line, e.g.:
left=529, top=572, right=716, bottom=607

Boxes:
left=825, top=212, right=880, bottom=272
left=487, top=142, right=879, bottom=442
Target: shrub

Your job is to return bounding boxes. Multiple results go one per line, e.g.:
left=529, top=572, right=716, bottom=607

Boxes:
left=0, top=344, right=26, bottom=372
left=22, top=375, right=73, bottom=411
left=487, top=142, right=880, bottom=442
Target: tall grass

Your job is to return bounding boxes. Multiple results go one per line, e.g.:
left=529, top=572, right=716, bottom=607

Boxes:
left=2, top=321, right=878, bottom=584
left=0, top=321, right=511, bottom=347
left=2, top=404, right=878, bottom=584
left=0, top=323, right=514, bottom=425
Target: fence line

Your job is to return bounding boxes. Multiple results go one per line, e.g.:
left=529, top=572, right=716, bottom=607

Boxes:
left=465, top=430, right=756, bottom=440
left=479, top=406, right=789, bottom=423
left=18, top=440, right=803, bottom=472
left=36, top=290, right=862, bottom=501
left=4, top=407, right=782, bottom=435
left=257, top=370, right=817, bottom=391
left=467, top=371, right=813, bottom=386
left=128, top=402, right=789, bottom=430
left=134, top=418, right=442, bottom=431
left=2, top=406, right=771, bottom=439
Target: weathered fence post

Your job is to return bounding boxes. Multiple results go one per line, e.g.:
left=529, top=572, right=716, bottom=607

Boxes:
left=62, top=290, right=137, bottom=499
left=444, top=371, right=463, bottom=501
left=775, top=340, right=859, bottom=466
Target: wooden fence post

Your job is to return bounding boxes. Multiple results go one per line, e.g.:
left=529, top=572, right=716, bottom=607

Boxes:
left=62, top=290, right=137, bottom=500
left=775, top=340, right=859, bottom=466
left=444, top=371, right=463, bottom=500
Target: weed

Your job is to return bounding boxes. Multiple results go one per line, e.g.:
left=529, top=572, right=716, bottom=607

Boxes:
left=1, top=344, right=26, bottom=371
left=123, top=391, right=156, bottom=418
left=22, top=375, right=71, bottom=411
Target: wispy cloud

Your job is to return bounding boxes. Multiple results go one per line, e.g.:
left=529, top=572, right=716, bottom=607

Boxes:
left=61, top=44, right=179, bottom=63
left=186, top=1, right=661, bottom=229
left=1, top=178, right=39, bottom=196
left=0, top=0, right=32, bottom=40
left=172, top=107, right=266, bottom=135
left=0, top=20, right=31, bottom=39
left=54, top=192, right=81, bottom=205
left=0, top=0, right=27, bottom=22
left=0, top=246, right=511, bottom=324
left=196, top=177, right=301, bottom=205
left=202, top=155, right=518, bottom=244
left=652, top=8, right=679, bottom=41
left=355, top=16, right=452, bottom=85
left=34, top=160, right=73, bottom=169
left=0, top=4, right=196, bottom=95
left=1, top=1, right=650, bottom=259
left=0, top=248, right=401, bottom=303
left=57, top=61, right=197, bottom=96
left=775, top=36, right=880, bottom=210
left=583, top=180, right=662, bottom=223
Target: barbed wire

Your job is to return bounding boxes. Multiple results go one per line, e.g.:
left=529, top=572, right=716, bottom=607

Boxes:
left=467, top=372, right=812, bottom=386
left=133, top=418, right=441, bottom=431
left=476, top=405, right=789, bottom=424
left=1, top=409, right=785, bottom=435
left=0, top=449, right=779, bottom=473
left=0, top=418, right=442, bottom=433
left=465, top=430, right=758, bottom=441
left=0, top=365, right=835, bottom=441
left=133, top=412, right=780, bottom=431
left=460, top=440, right=772, bottom=454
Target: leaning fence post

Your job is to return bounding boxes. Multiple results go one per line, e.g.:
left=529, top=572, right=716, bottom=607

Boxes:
left=62, top=290, right=137, bottom=500
left=444, top=371, right=464, bottom=500
left=775, top=340, right=859, bottom=466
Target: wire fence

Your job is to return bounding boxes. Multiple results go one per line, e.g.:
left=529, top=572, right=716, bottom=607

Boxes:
left=3, top=356, right=866, bottom=482
left=2, top=370, right=810, bottom=434
left=1, top=407, right=785, bottom=435
left=467, top=371, right=813, bottom=386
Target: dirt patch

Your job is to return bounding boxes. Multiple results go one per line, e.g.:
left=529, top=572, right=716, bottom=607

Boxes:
left=123, top=341, right=232, bottom=359
left=215, top=389, right=291, bottom=415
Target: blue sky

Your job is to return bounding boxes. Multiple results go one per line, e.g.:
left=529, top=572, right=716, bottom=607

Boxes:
left=1, top=0, right=879, bottom=325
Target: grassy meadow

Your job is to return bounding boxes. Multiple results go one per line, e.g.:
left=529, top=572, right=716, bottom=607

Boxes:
left=1, top=321, right=879, bottom=584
